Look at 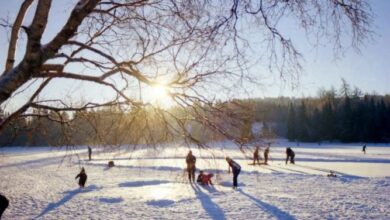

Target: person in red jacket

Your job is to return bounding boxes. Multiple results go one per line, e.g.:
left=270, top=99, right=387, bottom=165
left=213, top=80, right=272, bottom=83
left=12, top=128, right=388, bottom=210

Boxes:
left=197, top=170, right=214, bottom=185
left=75, top=167, right=88, bottom=188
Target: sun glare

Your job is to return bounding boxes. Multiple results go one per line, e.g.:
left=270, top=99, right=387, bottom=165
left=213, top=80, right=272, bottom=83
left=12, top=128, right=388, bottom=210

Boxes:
left=149, top=85, right=172, bottom=106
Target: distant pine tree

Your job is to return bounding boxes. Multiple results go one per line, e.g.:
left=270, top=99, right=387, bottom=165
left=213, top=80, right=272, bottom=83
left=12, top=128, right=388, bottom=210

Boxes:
left=287, top=103, right=296, bottom=141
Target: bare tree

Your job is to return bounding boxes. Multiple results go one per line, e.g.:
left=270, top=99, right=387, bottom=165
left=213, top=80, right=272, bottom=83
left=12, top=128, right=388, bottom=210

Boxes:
left=0, top=0, right=372, bottom=148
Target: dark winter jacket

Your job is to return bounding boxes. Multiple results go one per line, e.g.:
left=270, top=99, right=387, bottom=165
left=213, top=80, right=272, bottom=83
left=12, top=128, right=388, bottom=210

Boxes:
left=0, top=193, right=9, bottom=218
left=75, top=172, right=87, bottom=187
left=228, top=159, right=241, bottom=173
left=264, top=147, right=270, bottom=156
left=286, top=148, right=295, bottom=157
left=197, top=173, right=204, bottom=183
left=253, top=147, right=259, bottom=158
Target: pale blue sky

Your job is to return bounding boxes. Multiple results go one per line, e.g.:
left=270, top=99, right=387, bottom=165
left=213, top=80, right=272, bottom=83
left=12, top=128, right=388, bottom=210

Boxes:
left=261, top=0, right=390, bottom=97
left=0, top=0, right=389, bottom=110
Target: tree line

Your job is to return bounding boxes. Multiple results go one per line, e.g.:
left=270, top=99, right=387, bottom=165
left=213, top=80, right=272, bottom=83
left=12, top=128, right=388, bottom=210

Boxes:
left=1, top=83, right=390, bottom=146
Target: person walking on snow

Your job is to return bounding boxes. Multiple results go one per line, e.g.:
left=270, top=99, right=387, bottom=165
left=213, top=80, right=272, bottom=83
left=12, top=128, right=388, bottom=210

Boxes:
left=362, top=145, right=367, bottom=154
left=75, top=167, right=88, bottom=188
left=226, top=157, right=241, bottom=189
left=286, top=147, right=295, bottom=164
left=186, top=150, right=196, bottom=183
left=253, top=145, right=261, bottom=165
left=88, top=146, right=92, bottom=161
left=264, top=146, right=270, bottom=165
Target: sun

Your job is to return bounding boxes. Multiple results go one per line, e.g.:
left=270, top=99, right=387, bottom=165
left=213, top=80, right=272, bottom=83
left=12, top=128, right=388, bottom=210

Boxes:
left=148, top=84, right=172, bottom=106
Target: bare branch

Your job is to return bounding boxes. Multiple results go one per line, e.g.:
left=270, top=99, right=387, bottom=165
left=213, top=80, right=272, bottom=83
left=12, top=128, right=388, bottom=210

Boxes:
left=3, top=0, right=34, bottom=73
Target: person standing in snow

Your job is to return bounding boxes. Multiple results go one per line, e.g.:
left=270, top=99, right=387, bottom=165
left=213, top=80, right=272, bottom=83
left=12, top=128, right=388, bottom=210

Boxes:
left=264, top=146, right=270, bottom=165
left=362, top=145, right=367, bottom=154
left=253, top=145, right=261, bottom=165
left=0, top=194, right=9, bottom=219
left=75, top=167, right=88, bottom=188
left=226, top=157, right=241, bottom=189
left=286, top=147, right=295, bottom=164
left=186, top=150, right=197, bottom=183
left=88, top=146, right=92, bottom=161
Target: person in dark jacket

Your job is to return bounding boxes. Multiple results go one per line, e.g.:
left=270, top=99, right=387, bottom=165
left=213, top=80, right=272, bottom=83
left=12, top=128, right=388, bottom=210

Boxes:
left=75, top=167, right=87, bottom=188
left=362, top=145, right=367, bottom=154
left=186, top=150, right=196, bottom=183
left=264, top=146, right=270, bottom=165
left=197, top=170, right=205, bottom=184
left=226, top=157, right=241, bottom=189
left=253, top=145, right=261, bottom=165
left=286, top=147, right=295, bottom=164
left=0, top=194, right=9, bottom=219
left=88, top=146, right=92, bottom=161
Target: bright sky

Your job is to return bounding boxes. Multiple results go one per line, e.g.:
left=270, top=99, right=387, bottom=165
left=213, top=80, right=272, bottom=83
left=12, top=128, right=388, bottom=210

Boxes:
left=261, top=1, right=390, bottom=98
left=0, top=0, right=389, bottom=111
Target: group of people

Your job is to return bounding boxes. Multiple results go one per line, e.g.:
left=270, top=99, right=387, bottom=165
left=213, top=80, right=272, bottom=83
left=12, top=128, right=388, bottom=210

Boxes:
left=186, top=145, right=297, bottom=189
left=252, top=145, right=270, bottom=165
left=186, top=150, right=242, bottom=189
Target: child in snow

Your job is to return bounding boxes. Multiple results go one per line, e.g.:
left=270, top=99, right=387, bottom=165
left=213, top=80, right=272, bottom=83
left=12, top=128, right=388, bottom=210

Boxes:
left=253, top=145, right=261, bottom=165
left=197, top=171, right=214, bottom=186
left=186, top=150, right=197, bottom=183
left=286, top=147, right=295, bottom=164
left=226, top=157, right=241, bottom=189
left=0, top=194, right=9, bottom=219
left=75, top=167, right=88, bottom=188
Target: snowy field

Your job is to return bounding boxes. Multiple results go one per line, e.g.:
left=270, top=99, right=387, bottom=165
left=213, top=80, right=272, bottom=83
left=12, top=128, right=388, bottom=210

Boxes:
left=1, top=141, right=390, bottom=219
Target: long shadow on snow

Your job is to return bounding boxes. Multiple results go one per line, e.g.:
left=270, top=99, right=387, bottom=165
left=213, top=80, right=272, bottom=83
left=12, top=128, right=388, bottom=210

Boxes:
left=239, top=190, right=295, bottom=220
left=36, top=185, right=101, bottom=218
left=191, top=184, right=226, bottom=220
left=88, top=156, right=390, bottom=165
left=266, top=165, right=365, bottom=182
left=293, top=164, right=366, bottom=181
left=99, top=197, right=124, bottom=203
left=0, top=155, right=67, bottom=169
left=119, top=180, right=169, bottom=188
left=273, top=166, right=318, bottom=175
left=87, top=162, right=365, bottom=181
left=87, top=163, right=269, bottom=177
left=89, top=156, right=228, bottom=161
left=1, top=151, right=90, bottom=169
left=87, top=162, right=184, bottom=172
left=268, top=157, right=390, bottom=164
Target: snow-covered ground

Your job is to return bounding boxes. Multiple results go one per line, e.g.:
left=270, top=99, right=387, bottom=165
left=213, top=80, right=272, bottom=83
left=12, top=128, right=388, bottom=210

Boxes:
left=1, top=141, right=390, bottom=219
